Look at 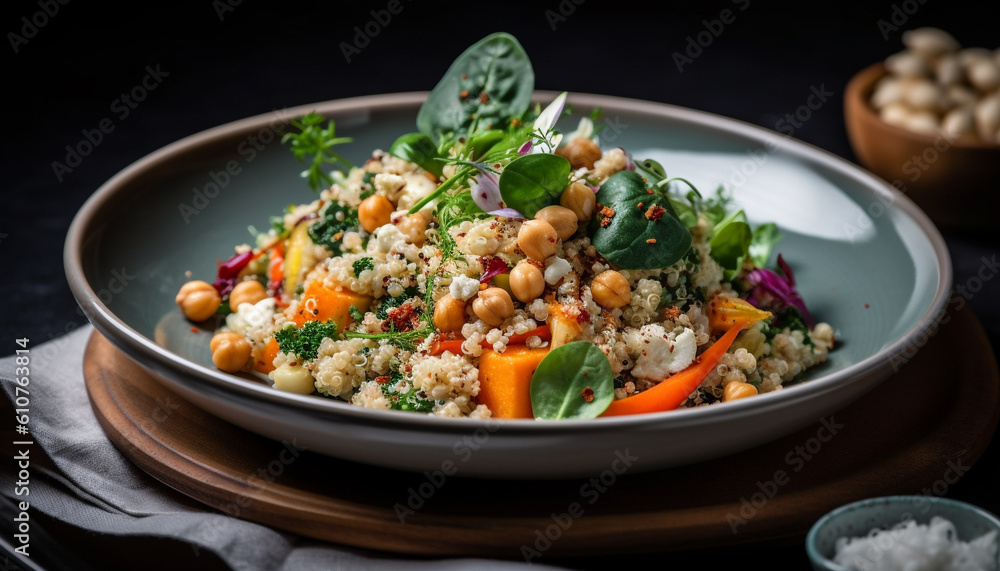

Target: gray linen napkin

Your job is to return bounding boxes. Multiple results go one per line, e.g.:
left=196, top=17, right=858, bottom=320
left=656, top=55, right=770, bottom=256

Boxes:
left=0, top=325, right=570, bottom=570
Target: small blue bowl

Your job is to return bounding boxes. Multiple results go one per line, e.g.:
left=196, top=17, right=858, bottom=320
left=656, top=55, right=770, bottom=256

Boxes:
left=806, top=496, right=1000, bottom=570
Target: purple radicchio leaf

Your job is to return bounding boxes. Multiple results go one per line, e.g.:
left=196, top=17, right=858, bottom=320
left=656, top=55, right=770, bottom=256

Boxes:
left=479, top=257, right=510, bottom=283
left=745, top=254, right=814, bottom=327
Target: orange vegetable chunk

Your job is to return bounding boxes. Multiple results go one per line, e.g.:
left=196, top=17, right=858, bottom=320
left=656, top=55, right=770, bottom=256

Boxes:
left=477, top=345, right=550, bottom=419
left=255, top=337, right=281, bottom=374
left=290, top=281, right=373, bottom=332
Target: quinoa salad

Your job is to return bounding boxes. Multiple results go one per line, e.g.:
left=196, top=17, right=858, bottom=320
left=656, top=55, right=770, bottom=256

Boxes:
left=174, top=33, right=835, bottom=420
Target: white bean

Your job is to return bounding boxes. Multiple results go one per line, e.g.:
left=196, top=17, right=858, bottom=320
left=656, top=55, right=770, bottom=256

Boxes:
left=904, top=111, right=941, bottom=136
left=903, top=79, right=947, bottom=111
left=933, top=55, right=964, bottom=86
left=871, top=77, right=907, bottom=109
left=880, top=102, right=914, bottom=128
left=902, top=27, right=960, bottom=57
left=959, top=47, right=994, bottom=67
left=974, top=93, right=1000, bottom=139
left=941, top=106, right=975, bottom=138
left=967, top=59, right=1000, bottom=92
left=885, top=50, right=930, bottom=77
left=945, top=85, right=978, bottom=108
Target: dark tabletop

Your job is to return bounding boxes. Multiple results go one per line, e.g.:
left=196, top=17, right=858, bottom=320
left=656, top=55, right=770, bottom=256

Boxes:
left=4, top=1, right=999, bottom=569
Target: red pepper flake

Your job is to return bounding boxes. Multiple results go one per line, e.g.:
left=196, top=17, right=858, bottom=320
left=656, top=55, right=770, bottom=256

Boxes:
left=864, top=303, right=870, bottom=309
left=480, top=91, right=490, bottom=103
left=646, top=189, right=654, bottom=195
left=645, top=205, right=666, bottom=222
left=382, top=302, right=421, bottom=332
left=460, top=90, right=470, bottom=98
left=646, top=238, right=657, bottom=244
left=289, top=362, right=298, bottom=367
left=576, top=311, right=592, bottom=324
left=511, top=118, right=520, bottom=127
left=581, top=387, right=595, bottom=403
left=374, top=375, right=391, bottom=385
left=663, top=305, right=681, bottom=319
left=637, top=202, right=644, bottom=210
left=599, top=205, right=616, bottom=228
left=190, top=327, right=199, bottom=333
left=461, top=74, right=468, bottom=80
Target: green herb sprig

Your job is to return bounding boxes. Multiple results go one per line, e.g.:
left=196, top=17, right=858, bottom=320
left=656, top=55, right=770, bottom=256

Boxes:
left=281, top=112, right=354, bottom=192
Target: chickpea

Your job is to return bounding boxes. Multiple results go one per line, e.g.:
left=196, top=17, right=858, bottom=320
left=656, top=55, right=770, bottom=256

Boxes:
left=534, top=205, right=578, bottom=240
left=271, top=363, right=316, bottom=394
left=560, top=181, right=596, bottom=222
left=471, top=287, right=514, bottom=327
left=209, top=331, right=252, bottom=373
left=358, top=195, right=394, bottom=233
left=722, top=381, right=758, bottom=402
left=517, top=219, right=558, bottom=261
left=228, top=280, right=267, bottom=310
left=433, top=294, right=467, bottom=332
left=591, top=270, right=631, bottom=309
left=509, top=261, right=545, bottom=302
left=396, top=210, right=432, bottom=246
left=175, top=280, right=222, bottom=322
left=555, top=137, right=602, bottom=170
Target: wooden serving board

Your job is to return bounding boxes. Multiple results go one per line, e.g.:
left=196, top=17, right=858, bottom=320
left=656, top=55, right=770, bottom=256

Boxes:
left=83, top=306, right=1000, bottom=559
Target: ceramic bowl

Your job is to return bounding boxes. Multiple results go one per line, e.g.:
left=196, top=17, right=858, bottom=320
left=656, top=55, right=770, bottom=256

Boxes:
left=806, top=495, right=1000, bottom=570
left=844, top=62, right=1000, bottom=232
left=65, top=91, right=952, bottom=479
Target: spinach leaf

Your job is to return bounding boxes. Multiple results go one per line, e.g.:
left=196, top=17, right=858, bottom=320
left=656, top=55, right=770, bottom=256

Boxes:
left=749, top=222, right=783, bottom=268
left=388, top=133, right=443, bottom=177
left=530, top=341, right=614, bottom=420
left=589, top=170, right=693, bottom=269
left=416, top=32, right=534, bottom=141
left=466, top=128, right=506, bottom=158
left=498, top=153, right=571, bottom=218
left=709, top=209, right=752, bottom=279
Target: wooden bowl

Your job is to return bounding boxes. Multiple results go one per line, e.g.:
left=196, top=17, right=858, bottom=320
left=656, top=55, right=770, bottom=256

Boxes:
left=844, top=62, right=1000, bottom=233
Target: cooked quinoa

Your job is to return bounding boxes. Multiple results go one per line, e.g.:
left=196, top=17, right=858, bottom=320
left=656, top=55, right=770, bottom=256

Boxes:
left=175, top=33, right=834, bottom=420
left=193, top=142, right=835, bottom=419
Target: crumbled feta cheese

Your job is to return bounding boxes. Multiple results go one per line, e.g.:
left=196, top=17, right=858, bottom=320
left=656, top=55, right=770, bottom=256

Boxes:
left=631, top=325, right=697, bottom=381
left=374, top=173, right=406, bottom=202
left=373, top=224, right=404, bottom=254
left=544, top=256, right=572, bottom=285
left=449, top=275, right=481, bottom=301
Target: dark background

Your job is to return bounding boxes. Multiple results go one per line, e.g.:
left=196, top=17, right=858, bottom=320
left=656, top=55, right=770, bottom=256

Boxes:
left=3, top=0, right=999, bottom=569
